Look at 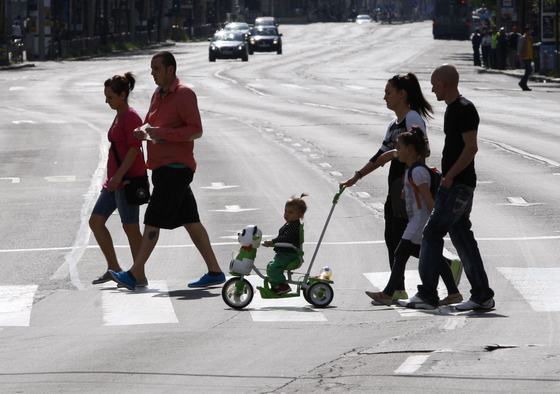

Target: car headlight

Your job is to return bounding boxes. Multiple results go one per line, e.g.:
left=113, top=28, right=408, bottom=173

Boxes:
left=210, top=45, right=218, bottom=50
left=238, top=45, right=245, bottom=50
left=250, top=39, right=256, bottom=44
left=273, top=39, right=278, bottom=44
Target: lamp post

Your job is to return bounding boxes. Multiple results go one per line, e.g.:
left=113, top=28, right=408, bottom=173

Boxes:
left=0, top=0, right=8, bottom=66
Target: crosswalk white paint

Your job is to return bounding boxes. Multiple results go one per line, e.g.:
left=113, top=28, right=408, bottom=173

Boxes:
left=364, top=271, right=460, bottom=317
left=0, top=285, right=38, bottom=326
left=101, top=281, right=179, bottom=326
left=395, top=355, right=431, bottom=374
left=497, top=267, right=560, bottom=312
left=243, top=276, right=328, bottom=322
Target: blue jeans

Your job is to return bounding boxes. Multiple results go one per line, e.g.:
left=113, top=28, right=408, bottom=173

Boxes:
left=520, top=59, right=532, bottom=87
left=417, top=184, right=494, bottom=306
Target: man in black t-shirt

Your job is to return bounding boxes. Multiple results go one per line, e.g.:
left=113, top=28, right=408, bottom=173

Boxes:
left=399, top=64, right=495, bottom=311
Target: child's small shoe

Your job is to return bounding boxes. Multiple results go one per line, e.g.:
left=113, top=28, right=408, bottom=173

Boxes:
left=272, top=283, right=291, bottom=295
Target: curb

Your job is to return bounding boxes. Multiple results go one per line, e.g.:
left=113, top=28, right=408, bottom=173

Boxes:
left=477, top=67, right=560, bottom=83
left=0, top=41, right=176, bottom=69
left=0, top=63, right=36, bottom=71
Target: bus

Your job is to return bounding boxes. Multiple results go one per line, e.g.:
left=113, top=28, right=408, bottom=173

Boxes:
left=432, top=0, right=471, bottom=40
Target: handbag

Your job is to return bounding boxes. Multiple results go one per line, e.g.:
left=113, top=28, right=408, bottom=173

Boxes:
left=110, top=142, right=150, bottom=205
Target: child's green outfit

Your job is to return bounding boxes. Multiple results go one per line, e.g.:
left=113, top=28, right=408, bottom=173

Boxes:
left=267, top=220, right=301, bottom=287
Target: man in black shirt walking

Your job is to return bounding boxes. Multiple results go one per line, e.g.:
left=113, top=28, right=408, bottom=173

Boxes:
left=399, top=64, right=495, bottom=311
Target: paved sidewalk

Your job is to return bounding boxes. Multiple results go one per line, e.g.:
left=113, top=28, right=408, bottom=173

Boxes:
left=478, top=66, right=560, bottom=84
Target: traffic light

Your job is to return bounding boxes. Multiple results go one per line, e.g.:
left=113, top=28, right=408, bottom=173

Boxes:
left=173, top=0, right=180, bottom=9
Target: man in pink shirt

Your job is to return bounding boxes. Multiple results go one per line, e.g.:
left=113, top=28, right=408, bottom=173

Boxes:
left=110, top=51, right=225, bottom=290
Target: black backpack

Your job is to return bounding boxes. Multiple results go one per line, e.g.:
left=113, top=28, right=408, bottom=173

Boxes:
left=407, top=161, right=442, bottom=209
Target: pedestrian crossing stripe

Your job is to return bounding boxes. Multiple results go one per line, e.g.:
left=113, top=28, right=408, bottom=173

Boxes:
left=2, top=268, right=559, bottom=327
left=238, top=276, right=328, bottom=322
left=0, top=285, right=37, bottom=326
left=497, top=267, right=560, bottom=312
left=101, top=281, right=179, bottom=326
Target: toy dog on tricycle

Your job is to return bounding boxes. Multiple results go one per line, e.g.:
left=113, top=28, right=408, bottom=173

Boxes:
left=221, top=188, right=345, bottom=309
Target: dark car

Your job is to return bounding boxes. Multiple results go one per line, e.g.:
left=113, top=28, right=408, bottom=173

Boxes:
left=223, top=22, right=251, bottom=41
left=248, top=27, right=282, bottom=55
left=254, top=17, right=278, bottom=28
left=209, top=32, right=249, bottom=62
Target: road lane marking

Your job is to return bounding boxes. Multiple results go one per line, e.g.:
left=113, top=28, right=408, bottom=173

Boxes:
left=442, top=317, right=466, bottom=330
left=501, top=197, right=543, bottom=207
left=5, top=236, right=560, bottom=255
left=497, top=267, right=560, bottom=312
left=44, top=175, right=76, bottom=182
left=50, top=118, right=109, bottom=289
left=102, top=281, right=178, bottom=326
left=395, top=355, right=430, bottom=374
left=329, top=171, right=342, bottom=177
left=319, top=163, right=332, bottom=168
left=482, top=139, right=560, bottom=167
left=211, top=205, right=259, bottom=213
left=243, top=277, right=327, bottom=322
left=0, top=285, right=38, bottom=326
left=12, top=120, right=35, bottom=124
left=0, top=177, right=20, bottom=183
left=200, top=182, right=238, bottom=190
left=356, top=192, right=371, bottom=198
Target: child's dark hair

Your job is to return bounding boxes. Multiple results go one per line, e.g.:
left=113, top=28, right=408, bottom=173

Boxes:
left=104, top=72, right=136, bottom=98
left=398, top=125, right=427, bottom=158
left=388, top=73, right=433, bottom=120
left=286, top=193, right=308, bottom=216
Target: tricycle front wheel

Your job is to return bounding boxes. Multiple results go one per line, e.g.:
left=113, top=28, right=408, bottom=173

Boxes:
left=222, top=278, right=254, bottom=309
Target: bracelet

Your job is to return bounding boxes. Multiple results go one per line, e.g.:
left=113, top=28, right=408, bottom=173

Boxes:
left=393, top=150, right=398, bottom=158
left=355, top=170, right=363, bottom=179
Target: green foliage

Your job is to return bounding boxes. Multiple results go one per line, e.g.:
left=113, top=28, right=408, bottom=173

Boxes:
left=533, top=0, right=556, bottom=13
left=469, top=1, right=496, bottom=14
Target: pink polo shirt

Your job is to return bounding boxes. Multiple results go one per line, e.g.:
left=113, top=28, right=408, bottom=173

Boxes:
left=144, top=78, right=203, bottom=171
left=104, top=108, right=144, bottom=189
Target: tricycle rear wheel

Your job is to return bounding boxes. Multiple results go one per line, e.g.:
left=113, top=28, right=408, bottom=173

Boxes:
left=306, top=281, right=334, bottom=308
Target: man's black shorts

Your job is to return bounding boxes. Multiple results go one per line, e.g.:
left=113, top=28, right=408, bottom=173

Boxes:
left=144, top=166, right=200, bottom=229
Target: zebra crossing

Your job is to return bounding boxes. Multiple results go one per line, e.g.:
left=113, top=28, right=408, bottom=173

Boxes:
left=1, top=267, right=559, bottom=327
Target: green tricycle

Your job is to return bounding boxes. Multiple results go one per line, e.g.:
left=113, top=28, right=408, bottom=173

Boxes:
left=221, top=188, right=345, bottom=310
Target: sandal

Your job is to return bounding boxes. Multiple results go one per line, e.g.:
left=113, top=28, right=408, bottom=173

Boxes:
left=92, top=271, right=118, bottom=285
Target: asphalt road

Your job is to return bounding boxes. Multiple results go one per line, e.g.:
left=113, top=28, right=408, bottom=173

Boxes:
left=1, top=21, right=560, bottom=393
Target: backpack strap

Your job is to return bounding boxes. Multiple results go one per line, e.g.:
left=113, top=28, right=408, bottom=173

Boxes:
left=407, top=161, right=428, bottom=210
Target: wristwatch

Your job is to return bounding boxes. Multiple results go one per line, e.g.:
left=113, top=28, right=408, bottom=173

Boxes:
left=355, top=170, right=363, bottom=179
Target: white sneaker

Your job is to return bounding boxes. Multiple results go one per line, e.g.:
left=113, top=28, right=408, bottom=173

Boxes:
left=455, top=298, right=495, bottom=311
left=397, top=295, right=437, bottom=310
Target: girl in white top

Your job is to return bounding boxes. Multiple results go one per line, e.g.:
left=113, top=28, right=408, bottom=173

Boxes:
left=366, top=126, right=462, bottom=306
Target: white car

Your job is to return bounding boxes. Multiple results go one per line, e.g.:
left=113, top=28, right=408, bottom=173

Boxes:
left=356, top=15, right=372, bottom=24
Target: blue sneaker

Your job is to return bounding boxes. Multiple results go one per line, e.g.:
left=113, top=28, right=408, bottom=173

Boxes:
left=109, top=270, right=136, bottom=290
left=188, top=272, right=226, bottom=288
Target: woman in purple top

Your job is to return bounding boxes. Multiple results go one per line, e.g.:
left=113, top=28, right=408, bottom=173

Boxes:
left=90, top=72, right=146, bottom=286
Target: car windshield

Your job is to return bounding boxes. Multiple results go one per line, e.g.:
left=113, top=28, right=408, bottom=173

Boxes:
left=357, top=15, right=371, bottom=20
left=254, top=28, right=277, bottom=36
left=224, top=23, right=249, bottom=31
left=213, top=32, right=243, bottom=41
